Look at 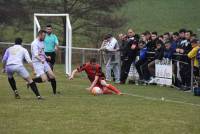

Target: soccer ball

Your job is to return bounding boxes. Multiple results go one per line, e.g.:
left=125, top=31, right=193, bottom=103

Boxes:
left=91, top=87, right=103, bottom=96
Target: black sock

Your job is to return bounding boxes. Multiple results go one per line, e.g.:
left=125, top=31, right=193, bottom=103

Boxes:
left=29, top=82, right=41, bottom=97
left=33, top=77, right=43, bottom=83
left=8, top=77, right=17, bottom=92
left=50, top=79, right=56, bottom=94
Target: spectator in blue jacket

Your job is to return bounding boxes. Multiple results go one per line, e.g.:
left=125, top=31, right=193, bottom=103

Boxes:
left=135, top=41, right=149, bottom=81
left=164, top=41, right=174, bottom=59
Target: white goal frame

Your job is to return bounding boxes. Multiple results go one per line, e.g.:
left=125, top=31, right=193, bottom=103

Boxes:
left=34, top=13, right=72, bottom=75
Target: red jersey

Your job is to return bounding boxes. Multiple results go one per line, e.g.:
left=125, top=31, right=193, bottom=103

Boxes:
left=77, top=63, right=105, bottom=83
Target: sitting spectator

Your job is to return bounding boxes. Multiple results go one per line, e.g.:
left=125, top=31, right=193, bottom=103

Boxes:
left=164, top=41, right=174, bottom=59
left=148, top=40, right=164, bottom=78
left=135, top=41, right=149, bottom=81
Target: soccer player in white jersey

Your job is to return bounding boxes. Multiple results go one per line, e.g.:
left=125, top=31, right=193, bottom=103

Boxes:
left=2, top=38, right=42, bottom=99
left=31, top=30, right=58, bottom=94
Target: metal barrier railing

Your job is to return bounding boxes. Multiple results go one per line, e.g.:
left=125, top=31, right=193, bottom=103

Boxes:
left=0, top=42, right=197, bottom=91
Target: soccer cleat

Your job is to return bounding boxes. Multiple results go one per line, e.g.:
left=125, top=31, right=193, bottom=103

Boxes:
left=37, top=96, right=44, bottom=100
left=116, top=92, right=124, bottom=95
left=14, top=92, right=20, bottom=99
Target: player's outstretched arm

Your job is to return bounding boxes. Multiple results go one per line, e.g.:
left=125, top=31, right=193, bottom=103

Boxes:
left=69, top=69, right=78, bottom=80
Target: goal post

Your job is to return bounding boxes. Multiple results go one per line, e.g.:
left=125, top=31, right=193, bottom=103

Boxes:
left=33, top=13, right=72, bottom=75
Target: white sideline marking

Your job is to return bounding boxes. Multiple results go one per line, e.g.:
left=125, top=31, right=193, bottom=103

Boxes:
left=123, top=93, right=200, bottom=107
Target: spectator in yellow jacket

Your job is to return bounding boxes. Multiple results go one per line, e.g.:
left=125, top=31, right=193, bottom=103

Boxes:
left=187, top=39, right=200, bottom=77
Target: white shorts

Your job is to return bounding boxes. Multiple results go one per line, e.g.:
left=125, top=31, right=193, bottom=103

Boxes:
left=33, top=61, right=51, bottom=77
left=6, top=65, right=29, bottom=79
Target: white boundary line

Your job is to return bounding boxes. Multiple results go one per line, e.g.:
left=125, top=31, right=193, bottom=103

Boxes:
left=123, top=93, right=200, bottom=107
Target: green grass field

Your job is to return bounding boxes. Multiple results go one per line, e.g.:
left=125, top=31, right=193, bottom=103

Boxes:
left=0, top=64, right=200, bottom=134
left=119, top=0, right=200, bottom=34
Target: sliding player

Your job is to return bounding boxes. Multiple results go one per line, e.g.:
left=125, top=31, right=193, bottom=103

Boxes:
left=31, top=30, right=58, bottom=95
left=2, top=38, right=42, bottom=99
left=69, top=58, right=122, bottom=95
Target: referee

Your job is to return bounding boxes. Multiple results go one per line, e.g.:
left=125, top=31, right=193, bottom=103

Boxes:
left=44, top=24, right=59, bottom=70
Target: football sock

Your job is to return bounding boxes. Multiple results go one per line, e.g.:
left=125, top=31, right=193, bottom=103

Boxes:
left=107, top=84, right=121, bottom=94
left=103, top=89, right=113, bottom=94
left=50, top=78, right=56, bottom=94
left=33, top=77, right=43, bottom=83
left=29, top=82, right=41, bottom=97
left=8, top=77, right=17, bottom=92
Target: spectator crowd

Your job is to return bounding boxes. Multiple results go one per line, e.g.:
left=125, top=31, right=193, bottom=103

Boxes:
left=100, top=28, right=200, bottom=91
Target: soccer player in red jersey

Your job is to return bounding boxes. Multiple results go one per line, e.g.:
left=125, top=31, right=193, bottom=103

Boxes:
left=69, top=58, right=122, bottom=95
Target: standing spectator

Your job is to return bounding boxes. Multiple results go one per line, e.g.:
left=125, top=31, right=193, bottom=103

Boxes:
left=171, top=32, right=179, bottom=51
left=144, top=31, right=151, bottom=43
left=127, top=29, right=135, bottom=40
left=146, top=32, right=158, bottom=52
left=163, top=32, right=171, bottom=43
left=44, top=24, right=59, bottom=70
left=100, top=34, right=120, bottom=83
left=179, top=28, right=186, bottom=40
left=120, top=40, right=138, bottom=84
left=141, top=33, right=147, bottom=43
left=176, top=29, right=192, bottom=90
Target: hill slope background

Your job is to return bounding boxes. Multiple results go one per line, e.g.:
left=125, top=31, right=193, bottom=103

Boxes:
left=0, top=0, right=200, bottom=45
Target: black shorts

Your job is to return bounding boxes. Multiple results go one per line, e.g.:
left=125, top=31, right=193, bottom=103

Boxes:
left=45, top=52, right=56, bottom=65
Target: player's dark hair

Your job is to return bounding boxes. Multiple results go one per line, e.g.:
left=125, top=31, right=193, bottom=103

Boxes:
left=90, top=58, right=97, bottom=63
left=186, top=30, right=193, bottom=35
left=104, top=34, right=112, bottom=40
left=38, top=30, right=46, bottom=35
left=144, top=31, right=150, bottom=35
left=15, top=37, right=23, bottom=45
left=152, top=32, right=157, bottom=36
left=156, top=40, right=164, bottom=46
left=46, top=24, right=52, bottom=28
left=138, top=40, right=146, bottom=45
left=179, top=28, right=186, bottom=33
left=164, top=32, right=170, bottom=36
left=173, top=32, right=179, bottom=36
left=164, top=40, right=171, bottom=45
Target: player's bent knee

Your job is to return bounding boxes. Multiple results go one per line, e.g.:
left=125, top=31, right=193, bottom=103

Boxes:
left=24, top=77, right=33, bottom=84
left=100, top=80, right=107, bottom=86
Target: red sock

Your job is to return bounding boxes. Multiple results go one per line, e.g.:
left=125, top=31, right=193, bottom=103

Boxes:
left=107, top=84, right=121, bottom=94
left=103, top=89, right=113, bottom=94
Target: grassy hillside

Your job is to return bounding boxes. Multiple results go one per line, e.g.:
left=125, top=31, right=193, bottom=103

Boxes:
left=1, top=0, right=200, bottom=44
left=119, top=0, right=200, bottom=34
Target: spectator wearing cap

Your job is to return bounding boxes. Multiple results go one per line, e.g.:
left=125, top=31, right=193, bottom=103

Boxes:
left=120, top=40, right=138, bottom=84
left=100, top=34, right=120, bottom=83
